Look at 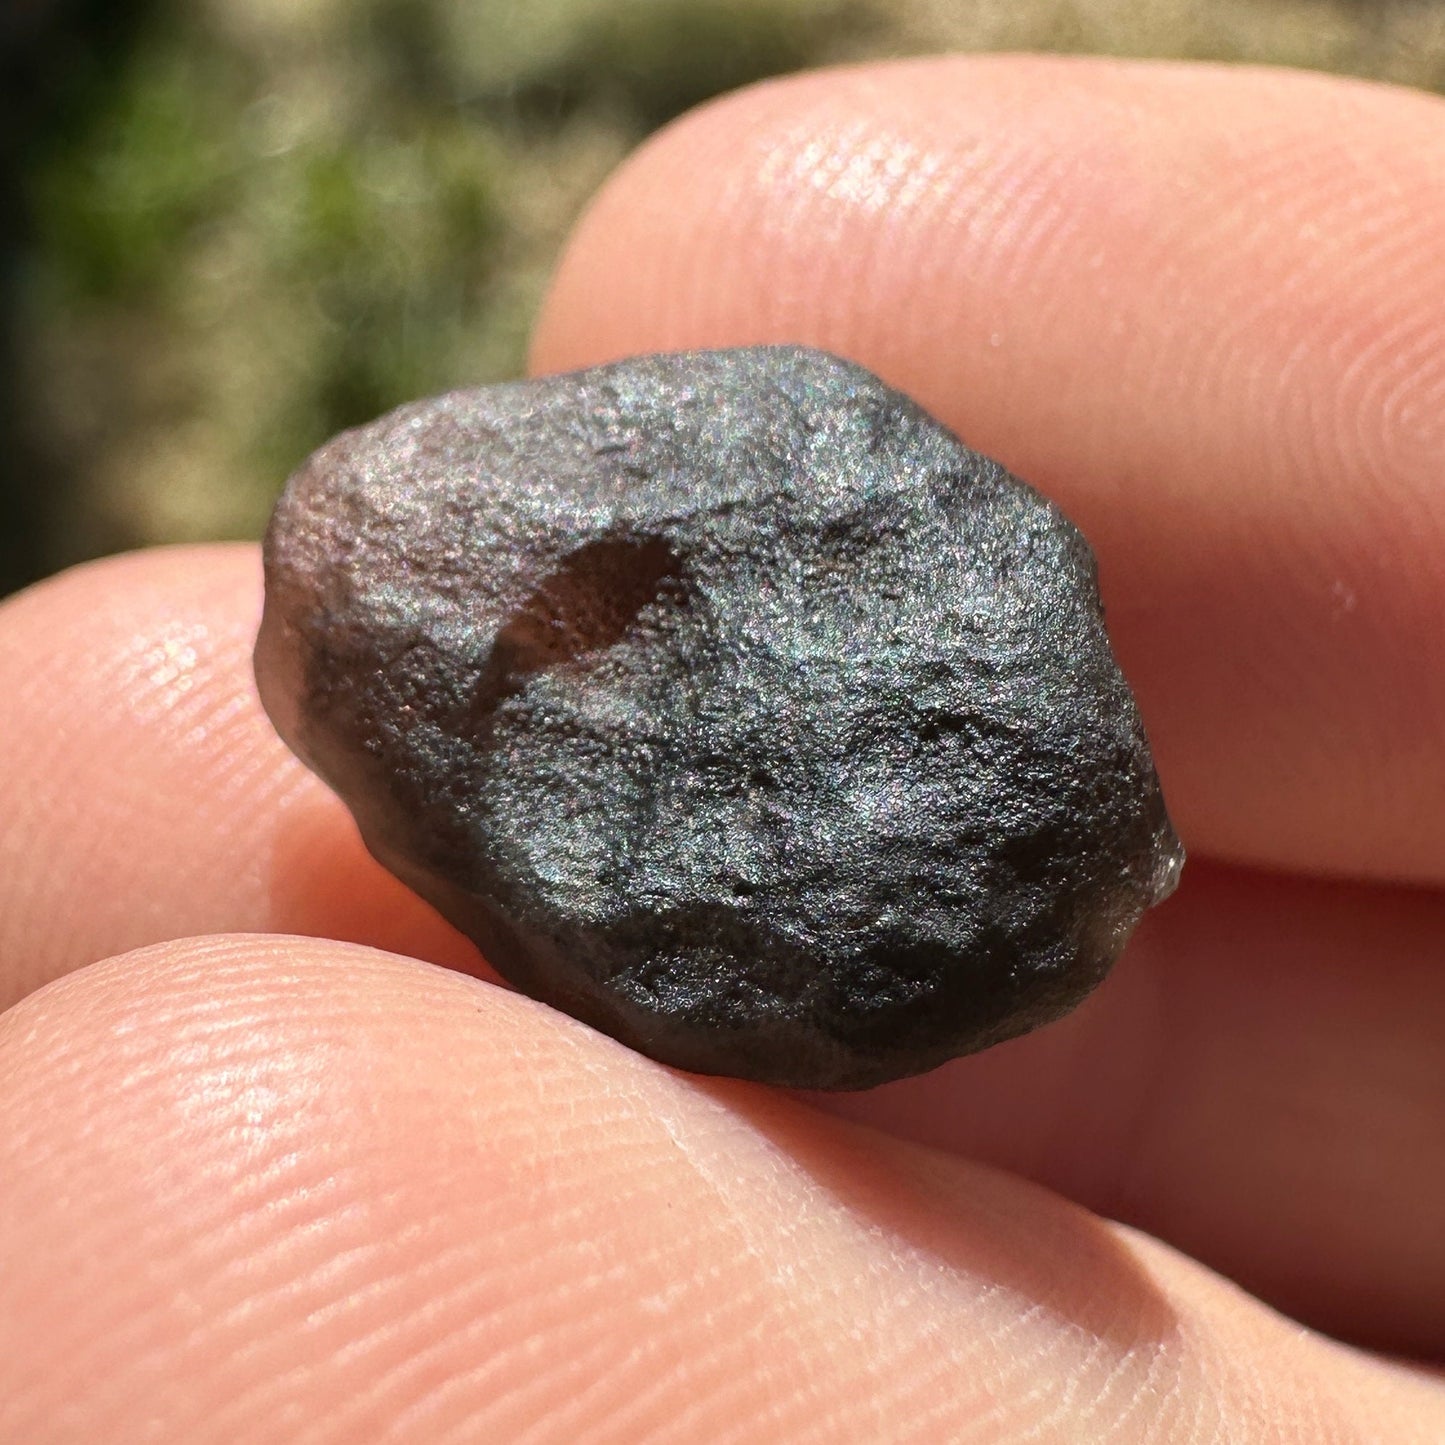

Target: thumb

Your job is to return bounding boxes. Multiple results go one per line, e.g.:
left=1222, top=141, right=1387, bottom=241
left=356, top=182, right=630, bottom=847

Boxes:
left=2, top=935, right=1440, bottom=1443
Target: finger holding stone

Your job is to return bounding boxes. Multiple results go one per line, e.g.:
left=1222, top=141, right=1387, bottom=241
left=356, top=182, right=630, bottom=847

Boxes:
left=0, top=545, right=481, bottom=1009
left=817, top=859, right=1445, bottom=1362
left=3, top=934, right=1441, bottom=1443
left=532, top=57, right=1445, bottom=886
left=3, top=547, right=1444, bottom=1360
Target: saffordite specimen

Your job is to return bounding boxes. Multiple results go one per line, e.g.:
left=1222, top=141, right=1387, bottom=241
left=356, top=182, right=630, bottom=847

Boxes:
left=256, top=346, right=1182, bottom=1090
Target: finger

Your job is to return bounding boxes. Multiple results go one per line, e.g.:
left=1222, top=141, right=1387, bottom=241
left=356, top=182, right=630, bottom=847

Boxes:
left=2, top=547, right=1443, bottom=1355
left=816, top=859, right=1445, bottom=1361
left=3, top=936, right=1440, bottom=1443
left=531, top=57, right=1445, bottom=885
left=0, top=545, right=482, bottom=1010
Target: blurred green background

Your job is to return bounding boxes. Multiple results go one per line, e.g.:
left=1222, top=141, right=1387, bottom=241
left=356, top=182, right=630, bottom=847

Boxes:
left=4, top=0, right=1443, bottom=595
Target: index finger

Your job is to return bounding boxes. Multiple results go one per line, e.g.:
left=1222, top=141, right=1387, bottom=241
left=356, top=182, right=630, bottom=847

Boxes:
left=532, top=57, right=1445, bottom=884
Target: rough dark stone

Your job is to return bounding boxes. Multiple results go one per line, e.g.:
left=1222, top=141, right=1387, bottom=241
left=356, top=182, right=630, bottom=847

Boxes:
left=255, top=346, right=1183, bottom=1090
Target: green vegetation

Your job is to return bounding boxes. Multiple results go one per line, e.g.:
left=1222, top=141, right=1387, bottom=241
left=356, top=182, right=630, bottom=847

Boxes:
left=12, top=0, right=1445, bottom=585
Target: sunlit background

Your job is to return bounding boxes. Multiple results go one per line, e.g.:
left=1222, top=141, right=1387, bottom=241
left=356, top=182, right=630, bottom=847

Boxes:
left=4, top=0, right=1443, bottom=595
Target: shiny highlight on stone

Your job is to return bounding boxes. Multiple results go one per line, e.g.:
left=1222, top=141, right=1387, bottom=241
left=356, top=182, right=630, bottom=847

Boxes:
left=256, top=346, right=1183, bottom=1089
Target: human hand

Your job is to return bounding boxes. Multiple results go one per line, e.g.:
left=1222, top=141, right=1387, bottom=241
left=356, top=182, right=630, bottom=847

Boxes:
left=2, top=57, right=1442, bottom=1441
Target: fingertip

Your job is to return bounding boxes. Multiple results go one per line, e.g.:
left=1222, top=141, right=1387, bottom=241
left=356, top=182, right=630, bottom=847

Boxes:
left=530, top=56, right=1445, bottom=883
left=4, top=934, right=1440, bottom=1442
left=0, top=546, right=480, bottom=1006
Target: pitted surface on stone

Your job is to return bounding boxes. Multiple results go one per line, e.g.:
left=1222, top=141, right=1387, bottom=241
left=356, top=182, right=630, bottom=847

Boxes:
left=256, top=346, right=1183, bottom=1089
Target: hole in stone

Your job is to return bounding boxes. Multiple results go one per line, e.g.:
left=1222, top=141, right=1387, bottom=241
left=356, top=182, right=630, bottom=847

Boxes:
left=480, top=534, right=682, bottom=709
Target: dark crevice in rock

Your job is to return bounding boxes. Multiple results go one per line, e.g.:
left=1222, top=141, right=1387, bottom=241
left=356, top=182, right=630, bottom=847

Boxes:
left=478, top=533, right=683, bottom=710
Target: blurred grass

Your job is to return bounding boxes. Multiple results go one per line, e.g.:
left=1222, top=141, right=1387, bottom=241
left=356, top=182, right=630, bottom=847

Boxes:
left=6, top=0, right=1444, bottom=592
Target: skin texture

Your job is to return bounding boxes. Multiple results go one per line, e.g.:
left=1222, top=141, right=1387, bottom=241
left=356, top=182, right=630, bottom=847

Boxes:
left=1, top=56, right=1443, bottom=1442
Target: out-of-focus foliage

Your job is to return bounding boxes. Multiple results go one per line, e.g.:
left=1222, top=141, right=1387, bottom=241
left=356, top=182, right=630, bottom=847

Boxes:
left=7, top=0, right=1445, bottom=590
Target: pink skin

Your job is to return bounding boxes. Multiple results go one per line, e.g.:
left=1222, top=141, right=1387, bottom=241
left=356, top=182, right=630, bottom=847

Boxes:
left=2, top=57, right=1442, bottom=1442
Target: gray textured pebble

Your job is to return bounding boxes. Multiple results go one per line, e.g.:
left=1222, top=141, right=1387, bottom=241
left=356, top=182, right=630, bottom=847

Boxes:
left=255, top=346, right=1182, bottom=1089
